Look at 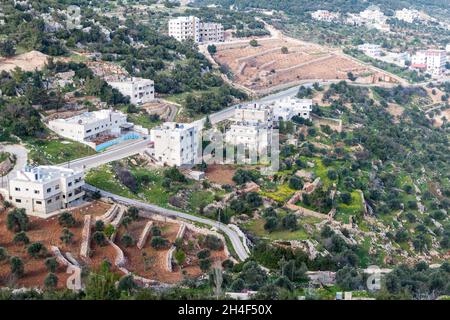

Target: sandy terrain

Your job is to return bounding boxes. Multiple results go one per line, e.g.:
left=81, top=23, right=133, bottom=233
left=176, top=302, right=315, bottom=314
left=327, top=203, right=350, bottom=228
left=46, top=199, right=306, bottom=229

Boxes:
left=0, top=51, right=50, bottom=73
left=205, top=165, right=237, bottom=185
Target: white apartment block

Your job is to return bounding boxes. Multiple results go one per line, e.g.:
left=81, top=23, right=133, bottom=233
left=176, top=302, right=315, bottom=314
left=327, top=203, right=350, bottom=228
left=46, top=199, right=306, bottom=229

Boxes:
left=233, top=102, right=273, bottom=126
left=411, top=50, right=446, bottom=75
left=359, top=5, right=386, bottom=24
left=271, top=97, right=313, bottom=122
left=395, top=8, right=420, bottom=23
left=168, top=16, right=224, bottom=43
left=446, top=44, right=450, bottom=53
left=7, top=166, right=85, bottom=215
left=358, top=43, right=382, bottom=57
left=225, top=122, right=272, bottom=155
left=150, top=122, right=200, bottom=167
left=310, top=10, right=340, bottom=22
left=169, top=16, right=201, bottom=43
left=48, top=109, right=128, bottom=143
left=107, top=77, right=155, bottom=105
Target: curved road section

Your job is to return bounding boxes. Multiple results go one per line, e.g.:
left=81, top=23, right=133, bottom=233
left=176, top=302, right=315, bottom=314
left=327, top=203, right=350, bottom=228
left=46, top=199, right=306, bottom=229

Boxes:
left=84, top=184, right=250, bottom=262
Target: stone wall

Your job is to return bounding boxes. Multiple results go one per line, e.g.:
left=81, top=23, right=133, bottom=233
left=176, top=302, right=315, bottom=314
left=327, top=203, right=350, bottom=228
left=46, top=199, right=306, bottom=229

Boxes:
left=80, top=215, right=92, bottom=260
left=137, top=221, right=153, bottom=250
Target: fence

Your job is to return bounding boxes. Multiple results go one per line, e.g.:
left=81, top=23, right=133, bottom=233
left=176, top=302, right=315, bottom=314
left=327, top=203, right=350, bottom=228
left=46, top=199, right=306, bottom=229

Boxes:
left=95, top=132, right=141, bottom=152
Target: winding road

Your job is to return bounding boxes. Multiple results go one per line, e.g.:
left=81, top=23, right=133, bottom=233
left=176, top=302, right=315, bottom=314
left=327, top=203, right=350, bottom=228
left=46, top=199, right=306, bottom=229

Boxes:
left=84, top=184, right=250, bottom=261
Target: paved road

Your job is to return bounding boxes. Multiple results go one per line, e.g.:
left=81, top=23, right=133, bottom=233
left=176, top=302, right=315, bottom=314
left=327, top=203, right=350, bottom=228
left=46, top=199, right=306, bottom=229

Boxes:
left=84, top=184, right=250, bottom=261
left=61, top=138, right=150, bottom=170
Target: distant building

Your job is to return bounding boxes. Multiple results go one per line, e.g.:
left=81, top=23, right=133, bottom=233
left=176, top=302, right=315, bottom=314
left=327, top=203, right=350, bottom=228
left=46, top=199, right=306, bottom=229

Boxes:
left=310, top=10, right=340, bottom=22
left=395, top=8, right=421, bottom=23
left=48, top=109, right=129, bottom=143
left=168, top=16, right=224, bottom=43
left=225, top=121, right=272, bottom=155
left=150, top=122, right=200, bottom=167
left=358, top=43, right=382, bottom=57
left=446, top=44, right=450, bottom=53
left=107, top=77, right=155, bottom=105
left=233, top=102, right=273, bottom=126
left=6, top=166, right=85, bottom=215
left=411, top=49, right=446, bottom=75
left=271, top=97, right=313, bottom=122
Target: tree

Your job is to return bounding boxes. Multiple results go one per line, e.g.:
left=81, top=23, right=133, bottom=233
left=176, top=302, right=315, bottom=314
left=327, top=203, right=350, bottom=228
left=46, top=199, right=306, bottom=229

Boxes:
left=203, top=235, right=223, bottom=251
left=230, top=278, right=245, bottom=292
left=151, top=236, right=169, bottom=249
left=347, top=72, right=357, bottom=81
left=60, top=228, right=74, bottom=245
left=281, top=46, right=288, bottom=54
left=0, top=247, right=8, bottom=262
left=0, top=40, right=16, bottom=57
left=58, top=212, right=76, bottom=228
left=94, top=220, right=105, bottom=232
left=282, top=214, right=298, bottom=231
left=6, top=208, right=29, bottom=232
left=327, top=169, right=338, bottom=180
left=45, top=257, right=59, bottom=273
left=238, top=261, right=268, bottom=290
left=28, top=242, right=47, bottom=259
left=44, top=273, right=58, bottom=289
left=245, top=192, right=263, bottom=208
left=199, top=258, right=211, bottom=272
left=336, top=267, right=364, bottom=291
left=92, top=231, right=107, bottom=246
left=197, top=249, right=211, bottom=260
left=249, top=39, right=258, bottom=47
left=117, top=275, right=137, bottom=294
left=264, top=216, right=278, bottom=233
left=10, top=256, right=24, bottom=278
left=340, top=193, right=352, bottom=205
left=127, top=207, right=139, bottom=220
left=13, top=231, right=29, bottom=245
left=207, top=44, right=217, bottom=55
left=151, top=226, right=162, bottom=237
left=121, top=233, right=135, bottom=247
left=174, top=249, right=186, bottom=266
left=289, top=176, right=303, bottom=190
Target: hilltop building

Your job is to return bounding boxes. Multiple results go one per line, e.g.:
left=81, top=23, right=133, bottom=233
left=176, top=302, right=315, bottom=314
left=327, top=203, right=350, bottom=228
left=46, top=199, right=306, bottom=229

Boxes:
left=107, top=77, right=155, bottom=105
left=270, top=97, right=313, bottom=122
left=6, top=166, right=85, bottom=215
left=411, top=49, right=446, bottom=75
left=168, top=16, right=224, bottom=43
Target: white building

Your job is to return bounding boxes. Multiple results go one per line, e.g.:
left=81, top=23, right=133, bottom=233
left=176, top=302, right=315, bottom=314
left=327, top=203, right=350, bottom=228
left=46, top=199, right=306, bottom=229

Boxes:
left=411, top=50, right=446, bottom=75
left=310, top=10, right=340, bottom=22
left=168, top=16, right=224, bottom=43
left=225, top=121, right=272, bottom=155
left=48, top=109, right=128, bottom=144
left=150, top=122, right=200, bottom=167
left=446, top=44, right=450, bottom=53
left=6, top=166, right=85, bottom=215
left=359, top=5, right=386, bottom=24
left=233, top=102, right=273, bottom=126
left=271, top=97, right=313, bottom=122
left=395, top=8, right=420, bottom=23
left=107, top=77, right=155, bottom=105
left=358, top=43, right=382, bottom=57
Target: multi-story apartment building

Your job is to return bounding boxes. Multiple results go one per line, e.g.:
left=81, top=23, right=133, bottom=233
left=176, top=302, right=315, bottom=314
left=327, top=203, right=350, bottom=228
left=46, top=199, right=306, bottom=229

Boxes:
left=233, top=103, right=273, bottom=126
left=358, top=43, right=382, bottom=57
left=394, top=8, right=420, bottom=23
left=225, top=122, right=272, bottom=155
left=107, top=77, right=155, bottom=105
left=48, top=109, right=128, bottom=143
left=411, top=50, right=446, bottom=75
left=169, top=16, right=201, bottom=43
left=150, top=122, right=200, bottom=167
left=7, top=166, right=85, bottom=215
left=271, top=98, right=313, bottom=122
left=168, top=16, right=224, bottom=43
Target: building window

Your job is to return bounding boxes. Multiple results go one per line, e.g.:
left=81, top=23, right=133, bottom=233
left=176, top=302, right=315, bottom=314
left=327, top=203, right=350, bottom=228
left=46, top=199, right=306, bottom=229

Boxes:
left=47, top=199, right=52, bottom=204
left=34, top=190, right=40, bottom=194
left=55, top=185, right=60, bottom=190
left=15, top=199, right=22, bottom=203
left=36, top=201, right=42, bottom=205
left=47, top=188, right=51, bottom=193
left=56, top=196, right=60, bottom=200
left=68, top=182, right=72, bottom=187
left=15, top=187, right=20, bottom=191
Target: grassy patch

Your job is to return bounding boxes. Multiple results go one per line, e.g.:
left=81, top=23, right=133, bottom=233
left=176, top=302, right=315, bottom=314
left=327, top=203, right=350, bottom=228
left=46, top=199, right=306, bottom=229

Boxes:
left=85, top=165, right=137, bottom=199
left=26, top=138, right=96, bottom=165
left=260, top=183, right=296, bottom=203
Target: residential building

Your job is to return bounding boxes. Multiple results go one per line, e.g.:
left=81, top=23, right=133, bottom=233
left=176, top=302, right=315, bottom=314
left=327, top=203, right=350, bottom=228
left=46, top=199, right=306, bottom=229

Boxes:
left=271, top=97, right=313, bottom=122
left=395, top=8, right=420, bottom=23
left=310, top=10, right=340, bottom=22
left=168, top=16, right=224, bottom=43
left=359, top=5, right=386, bottom=24
left=107, top=77, right=155, bottom=105
left=358, top=43, right=382, bottom=57
left=150, top=122, right=200, bottom=167
left=168, top=16, right=201, bottom=43
left=233, top=102, right=273, bottom=126
left=7, top=166, right=85, bottom=215
left=48, top=109, right=128, bottom=143
left=446, top=44, right=450, bottom=53
left=225, top=121, right=272, bottom=155
left=411, top=50, right=446, bottom=75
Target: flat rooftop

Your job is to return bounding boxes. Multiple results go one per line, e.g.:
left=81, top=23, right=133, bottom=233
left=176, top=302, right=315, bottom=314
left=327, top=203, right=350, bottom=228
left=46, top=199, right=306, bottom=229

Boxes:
left=14, top=166, right=82, bottom=183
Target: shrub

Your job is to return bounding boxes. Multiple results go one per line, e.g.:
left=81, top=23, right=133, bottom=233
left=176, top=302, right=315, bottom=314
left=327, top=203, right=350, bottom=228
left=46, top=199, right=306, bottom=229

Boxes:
left=174, top=249, right=186, bottom=266
left=60, top=228, right=74, bottom=245
left=127, top=207, right=139, bottom=220
left=10, top=256, right=24, bottom=278
left=249, top=39, right=258, bottom=47
left=58, top=212, right=76, bottom=228
left=203, top=235, right=223, bottom=251
left=289, top=176, right=303, bottom=190
left=199, top=258, right=211, bottom=272
left=151, top=236, right=169, bottom=249
left=121, top=233, right=135, bottom=247
left=92, top=231, right=107, bottom=246
left=27, top=242, right=48, bottom=259
left=264, top=217, right=278, bottom=233
left=6, top=208, right=29, bottom=232
left=13, top=231, right=30, bottom=245
left=0, top=247, right=8, bottom=262
left=95, top=220, right=105, bottom=232
left=281, top=214, right=298, bottom=231
left=44, top=273, right=58, bottom=289
left=45, top=257, right=59, bottom=273
left=151, top=226, right=161, bottom=237
left=197, top=249, right=211, bottom=260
